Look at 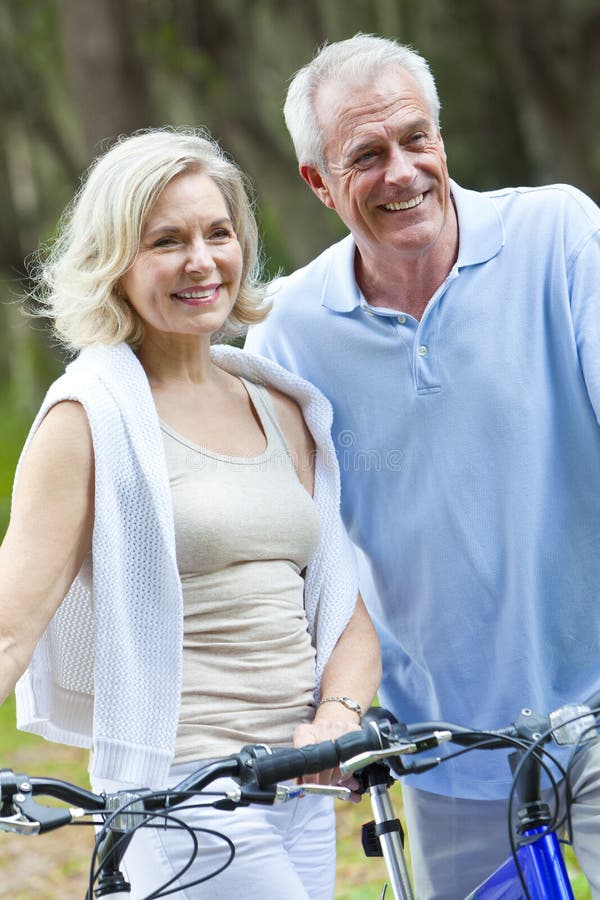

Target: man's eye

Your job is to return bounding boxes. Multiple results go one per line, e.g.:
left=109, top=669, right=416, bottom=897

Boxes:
left=408, top=132, right=428, bottom=146
left=355, top=150, right=378, bottom=166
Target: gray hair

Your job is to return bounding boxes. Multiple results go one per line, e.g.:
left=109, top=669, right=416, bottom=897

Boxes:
left=284, top=34, right=441, bottom=171
left=31, top=127, right=268, bottom=351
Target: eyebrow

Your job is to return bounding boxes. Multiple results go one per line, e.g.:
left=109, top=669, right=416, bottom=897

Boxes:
left=345, top=116, right=432, bottom=159
left=144, top=217, right=234, bottom=238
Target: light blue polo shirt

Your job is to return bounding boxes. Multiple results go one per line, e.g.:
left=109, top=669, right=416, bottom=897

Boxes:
left=246, top=181, right=600, bottom=798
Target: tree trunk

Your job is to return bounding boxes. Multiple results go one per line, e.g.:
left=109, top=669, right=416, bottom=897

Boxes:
left=483, top=0, right=600, bottom=200
left=57, top=0, right=155, bottom=157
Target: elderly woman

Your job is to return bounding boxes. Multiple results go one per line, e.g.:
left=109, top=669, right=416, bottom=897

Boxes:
left=0, top=128, right=380, bottom=898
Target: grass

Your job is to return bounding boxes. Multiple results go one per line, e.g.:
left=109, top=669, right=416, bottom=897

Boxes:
left=0, top=696, right=94, bottom=899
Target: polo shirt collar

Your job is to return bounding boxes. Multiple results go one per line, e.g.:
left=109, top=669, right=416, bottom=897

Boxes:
left=451, top=180, right=504, bottom=269
left=321, top=180, right=504, bottom=313
left=321, top=234, right=362, bottom=312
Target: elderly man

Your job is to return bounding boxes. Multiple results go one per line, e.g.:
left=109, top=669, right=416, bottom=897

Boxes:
left=245, top=34, right=600, bottom=899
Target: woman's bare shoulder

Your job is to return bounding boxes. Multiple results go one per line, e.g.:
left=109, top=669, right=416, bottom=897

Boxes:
left=267, top=387, right=314, bottom=446
left=16, top=400, right=94, bottom=497
left=266, top=387, right=315, bottom=491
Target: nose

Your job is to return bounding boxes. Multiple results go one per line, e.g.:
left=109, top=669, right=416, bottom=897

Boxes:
left=384, top=145, right=415, bottom=186
left=185, top=238, right=214, bottom=274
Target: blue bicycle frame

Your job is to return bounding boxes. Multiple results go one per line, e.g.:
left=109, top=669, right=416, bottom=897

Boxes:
left=466, top=828, right=574, bottom=900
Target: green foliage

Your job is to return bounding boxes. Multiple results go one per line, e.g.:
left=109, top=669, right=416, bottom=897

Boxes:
left=9, top=0, right=62, bottom=75
left=564, top=844, right=592, bottom=900
left=0, top=388, right=33, bottom=539
left=0, top=693, right=19, bottom=757
left=0, top=693, right=89, bottom=785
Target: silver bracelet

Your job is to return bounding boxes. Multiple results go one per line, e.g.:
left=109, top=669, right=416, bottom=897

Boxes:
left=318, top=696, right=362, bottom=718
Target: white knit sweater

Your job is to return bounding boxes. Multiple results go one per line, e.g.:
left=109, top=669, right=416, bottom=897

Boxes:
left=14, top=343, right=358, bottom=788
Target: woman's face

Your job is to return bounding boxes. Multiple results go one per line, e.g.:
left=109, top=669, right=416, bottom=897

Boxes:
left=120, top=170, right=243, bottom=342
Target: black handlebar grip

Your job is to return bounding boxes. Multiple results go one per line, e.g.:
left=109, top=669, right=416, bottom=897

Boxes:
left=333, top=727, right=382, bottom=758
left=251, top=726, right=383, bottom=787
left=252, top=743, right=340, bottom=786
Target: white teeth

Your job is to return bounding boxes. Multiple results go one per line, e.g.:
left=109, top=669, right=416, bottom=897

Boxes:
left=177, top=289, right=215, bottom=299
left=384, top=193, right=424, bottom=211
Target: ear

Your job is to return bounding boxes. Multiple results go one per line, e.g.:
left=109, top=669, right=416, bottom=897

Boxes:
left=299, top=164, right=336, bottom=210
left=437, top=131, right=447, bottom=160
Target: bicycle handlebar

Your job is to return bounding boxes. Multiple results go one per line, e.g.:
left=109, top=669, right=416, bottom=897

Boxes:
left=1, top=692, right=599, bottom=834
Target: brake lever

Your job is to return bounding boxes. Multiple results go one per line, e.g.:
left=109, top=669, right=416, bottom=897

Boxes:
left=273, top=783, right=355, bottom=801
left=0, top=812, right=40, bottom=835
left=340, top=742, right=416, bottom=776
left=340, top=732, right=452, bottom=777
left=219, top=781, right=354, bottom=809
left=7, top=785, right=84, bottom=834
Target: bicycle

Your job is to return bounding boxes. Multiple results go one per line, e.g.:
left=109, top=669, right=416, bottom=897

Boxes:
left=1, top=691, right=599, bottom=899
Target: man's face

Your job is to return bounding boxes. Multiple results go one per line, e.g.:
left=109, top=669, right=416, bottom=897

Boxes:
left=303, top=67, right=453, bottom=267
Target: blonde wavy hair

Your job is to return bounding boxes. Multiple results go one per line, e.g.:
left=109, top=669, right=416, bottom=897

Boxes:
left=31, top=128, right=269, bottom=351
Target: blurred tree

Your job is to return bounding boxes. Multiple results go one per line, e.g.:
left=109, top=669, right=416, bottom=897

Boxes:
left=137, top=0, right=401, bottom=270
left=482, top=0, right=600, bottom=198
left=0, top=0, right=76, bottom=408
left=58, top=0, right=155, bottom=154
left=0, top=0, right=598, bottom=410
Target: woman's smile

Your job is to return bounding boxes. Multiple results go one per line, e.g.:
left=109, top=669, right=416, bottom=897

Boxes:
left=172, top=283, right=223, bottom=305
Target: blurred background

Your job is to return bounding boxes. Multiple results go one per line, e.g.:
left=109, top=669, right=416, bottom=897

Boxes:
left=0, top=0, right=598, bottom=895
left=1, top=0, right=599, bottom=447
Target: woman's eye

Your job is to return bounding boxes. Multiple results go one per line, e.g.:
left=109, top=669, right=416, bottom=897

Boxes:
left=153, top=236, right=177, bottom=247
left=210, top=229, right=233, bottom=241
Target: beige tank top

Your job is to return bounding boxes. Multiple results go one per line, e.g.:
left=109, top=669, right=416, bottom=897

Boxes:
left=160, top=377, right=320, bottom=763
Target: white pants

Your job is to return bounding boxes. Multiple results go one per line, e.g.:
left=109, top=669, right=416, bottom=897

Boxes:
left=402, top=738, right=600, bottom=899
left=94, top=764, right=336, bottom=899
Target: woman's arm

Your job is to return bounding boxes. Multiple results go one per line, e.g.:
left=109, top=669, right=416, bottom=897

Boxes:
left=297, top=594, right=381, bottom=742
left=293, top=594, right=381, bottom=792
left=269, top=387, right=382, bottom=778
left=0, top=401, right=94, bottom=703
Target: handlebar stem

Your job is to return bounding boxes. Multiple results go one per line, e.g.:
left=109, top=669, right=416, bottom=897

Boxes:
left=364, top=765, right=414, bottom=900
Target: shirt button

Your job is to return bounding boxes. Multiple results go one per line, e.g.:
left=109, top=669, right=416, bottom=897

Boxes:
left=362, top=307, right=374, bottom=317
left=418, top=345, right=428, bottom=356
left=397, top=315, right=406, bottom=324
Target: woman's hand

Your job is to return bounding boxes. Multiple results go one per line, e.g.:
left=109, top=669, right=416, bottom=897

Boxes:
left=293, top=705, right=363, bottom=800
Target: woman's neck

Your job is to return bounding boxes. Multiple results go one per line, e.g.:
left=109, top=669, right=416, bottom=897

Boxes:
left=137, top=332, right=215, bottom=387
